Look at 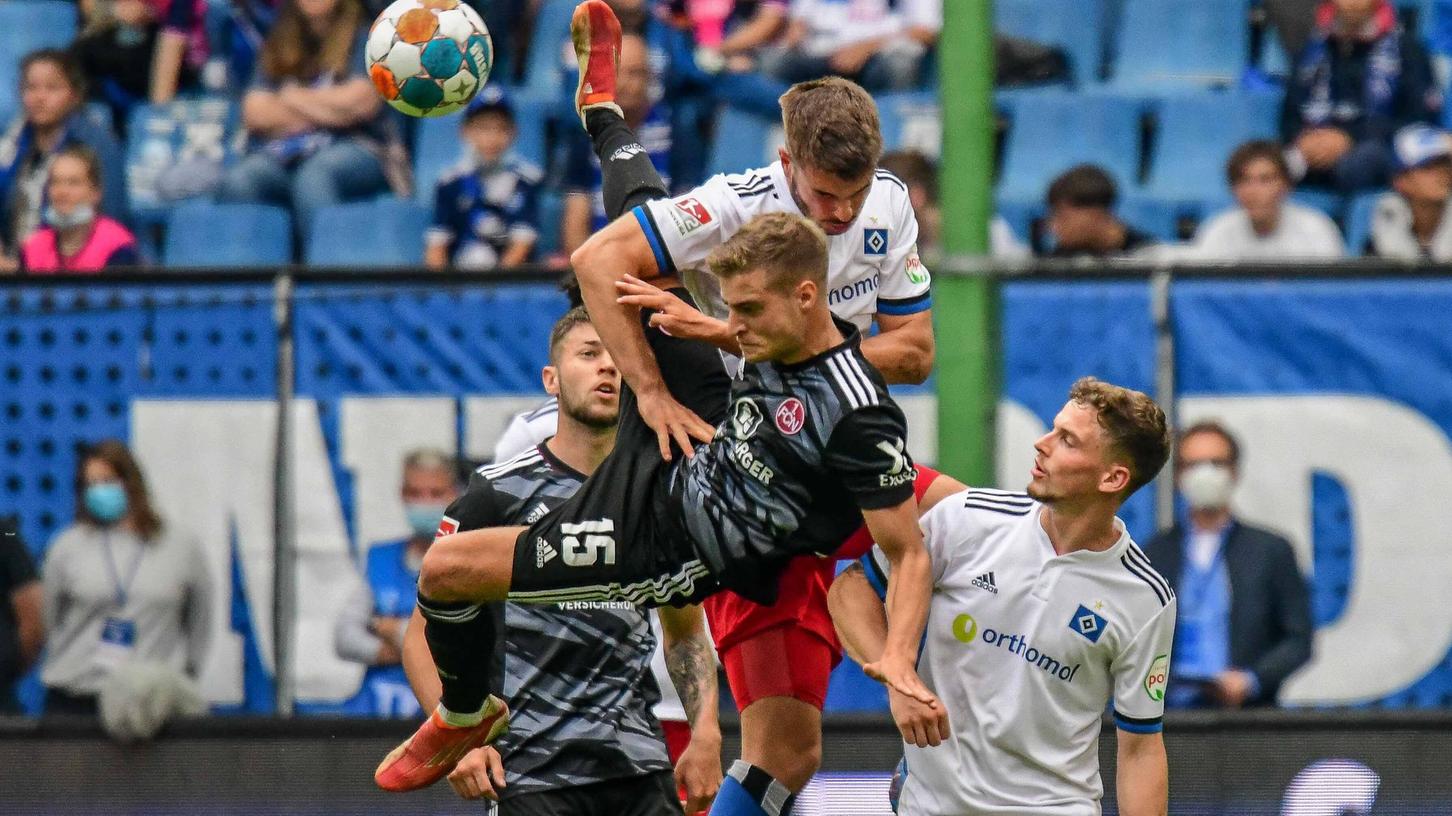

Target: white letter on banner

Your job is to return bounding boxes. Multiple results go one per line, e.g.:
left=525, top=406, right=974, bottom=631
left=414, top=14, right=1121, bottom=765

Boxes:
left=1180, top=396, right=1452, bottom=704
left=340, top=397, right=456, bottom=551
left=131, top=399, right=365, bottom=705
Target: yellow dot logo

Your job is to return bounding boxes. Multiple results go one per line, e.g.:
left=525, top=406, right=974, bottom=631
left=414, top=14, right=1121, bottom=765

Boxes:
left=952, top=613, right=978, bottom=644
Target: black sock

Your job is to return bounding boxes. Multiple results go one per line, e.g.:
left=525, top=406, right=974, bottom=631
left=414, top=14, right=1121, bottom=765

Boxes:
left=586, top=107, right=670, bottom=220
left=416, top=594, right=496, bottom=715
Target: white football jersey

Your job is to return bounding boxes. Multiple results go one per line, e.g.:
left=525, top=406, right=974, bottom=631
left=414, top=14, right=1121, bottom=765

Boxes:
left=492, top=398, right=691, bottom=723
left=867, top=489, right=1176, bottom=816
left=635, top=161, right=933, bottom=332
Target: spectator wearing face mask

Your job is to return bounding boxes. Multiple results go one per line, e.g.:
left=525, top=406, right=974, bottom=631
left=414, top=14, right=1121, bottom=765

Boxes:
left=40, top=440, right=214, bottom=716
left=332, top=449, right=461, bottom=717
left=19, top=144, right=137, bottom=273
left=1143, top=422, right=1314, bottom=709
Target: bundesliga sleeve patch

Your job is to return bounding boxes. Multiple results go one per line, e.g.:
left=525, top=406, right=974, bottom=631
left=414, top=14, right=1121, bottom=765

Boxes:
left=665, top=196, right=713, bottom=236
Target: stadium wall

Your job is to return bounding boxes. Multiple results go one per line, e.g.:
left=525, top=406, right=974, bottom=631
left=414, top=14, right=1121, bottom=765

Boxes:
left=3, top=269, right=1451, bottom=714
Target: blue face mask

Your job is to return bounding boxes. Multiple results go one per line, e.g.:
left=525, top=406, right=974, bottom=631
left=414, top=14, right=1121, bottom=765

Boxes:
left=85, top=483, right=128, bottom=524
left=43, top=203, right=95, bottom=231
left=405, top=503, right=447, bottom=539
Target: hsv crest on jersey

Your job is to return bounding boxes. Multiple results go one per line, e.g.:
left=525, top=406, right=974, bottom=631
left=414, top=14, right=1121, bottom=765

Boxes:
left=1069, top=604, right=1108, bottom=644
left=774, top=398, right=806, bottom=435
left=864, top=227, right=888, bottom=256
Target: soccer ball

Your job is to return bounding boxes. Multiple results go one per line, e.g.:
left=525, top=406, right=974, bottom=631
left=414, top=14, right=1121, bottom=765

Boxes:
left=366, top=0, right=493, bottom=118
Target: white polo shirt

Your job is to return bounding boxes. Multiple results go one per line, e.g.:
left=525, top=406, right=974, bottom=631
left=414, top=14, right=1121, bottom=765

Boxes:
left=866, top=488, right=1176, bottom=816
left=634, top=160, right=933, bottom=332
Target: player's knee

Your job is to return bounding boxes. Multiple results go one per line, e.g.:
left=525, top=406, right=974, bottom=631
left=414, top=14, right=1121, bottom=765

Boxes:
left=750, top=726, right=821, bottom=791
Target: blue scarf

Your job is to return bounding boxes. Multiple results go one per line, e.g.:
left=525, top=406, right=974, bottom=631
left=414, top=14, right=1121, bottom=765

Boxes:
left=1297, top=2, right=1402, bottom=126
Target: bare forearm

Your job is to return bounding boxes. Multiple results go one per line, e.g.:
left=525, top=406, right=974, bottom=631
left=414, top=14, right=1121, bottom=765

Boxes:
left=666, top=630, right=720, bottom=736
left=572, top=231, right=669, bottom=394
left=861, top=315, right=933, bottom=385
left=13, top=585, right=43, bottom=670
left=500, top=239, right=534, bottom=268
left=827, top=565, right=888, bottom=666
left=149, top=31, right=187, bottom=103
left=1117, top=738, right=1169, bottom=816
left=283, top=83, right=381, bottom=129
left=720, top=7, right=786, bottom=54
left=402, top=608, right=443, bottom=711
left=424, top=242, right=449, bottom=269
left=882, top=546, right=930, bottom=663
left=242, top=92, right=311, bottom=137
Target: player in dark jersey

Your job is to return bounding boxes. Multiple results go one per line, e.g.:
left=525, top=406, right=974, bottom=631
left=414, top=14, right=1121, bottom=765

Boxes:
left=400, top=308, right=721, bottom=815
left=376, top=212, right=943, bottom=799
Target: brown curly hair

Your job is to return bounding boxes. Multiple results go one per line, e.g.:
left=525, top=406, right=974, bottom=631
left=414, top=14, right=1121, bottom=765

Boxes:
left=1068, top=377, right=1171, bottom=497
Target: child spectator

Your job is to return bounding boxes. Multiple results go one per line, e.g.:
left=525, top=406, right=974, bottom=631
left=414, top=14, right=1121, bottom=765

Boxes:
left=425, top=86, right=542, bottom=270
left=1194, top=140, right=1345, bottom=260
left=0, top=50, right=126, bottom=269
left=216, top=0, right=403, bottom=239
left=1367, top=123, right=1452, bottom=258
left=19, top=144, right=138, bottom=273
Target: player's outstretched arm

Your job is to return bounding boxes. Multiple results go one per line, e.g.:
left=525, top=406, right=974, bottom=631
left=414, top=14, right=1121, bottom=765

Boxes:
left=571, top=217, right=715, bottom=460
left=658, top=604, right=724, bottom=812
left=829, top=564, right=947, bottom=748
left=1116, top=730, right=1169, bottom=816
left=615, top=274, right=738, bottom=354
left=858, top=497, right=935, bottom=703
left=862, top=310, right=935, bottom=385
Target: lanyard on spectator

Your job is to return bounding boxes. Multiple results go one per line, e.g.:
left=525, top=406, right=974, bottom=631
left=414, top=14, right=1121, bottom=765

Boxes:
left=101, top=531, right=145, bottom=609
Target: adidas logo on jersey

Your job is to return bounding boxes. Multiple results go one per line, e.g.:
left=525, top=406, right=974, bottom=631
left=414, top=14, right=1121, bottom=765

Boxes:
left=536, top=538, right=558, bottom=568
left=972, top=571, right=999, bottom=594
left=524, top=502, right=550, bottom=524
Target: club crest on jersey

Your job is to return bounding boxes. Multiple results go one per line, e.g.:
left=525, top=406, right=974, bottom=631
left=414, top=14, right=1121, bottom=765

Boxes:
left=1069, top=604, right=1108, bottom=644
left=731, top=398, right=764, bottom=439
left=864, top=228, right=888, bottom=256
left=774, top=398, right=805, bottom=435
left=668, top=196, right=713, bottom=236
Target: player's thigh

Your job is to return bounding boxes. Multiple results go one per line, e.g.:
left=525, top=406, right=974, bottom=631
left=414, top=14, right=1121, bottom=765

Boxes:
left=722, top=622, right=836, bottom=713
left=419, top=525, right=523, bottom=601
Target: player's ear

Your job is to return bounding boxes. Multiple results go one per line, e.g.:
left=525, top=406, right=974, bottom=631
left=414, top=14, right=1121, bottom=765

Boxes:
left=1100, top=462, right=1131, bottom=496
left=541, top=365, right=560, bottom=397
left=778, top=147, right=792, bottom=174
left=795, top=278, right=816, bottom=310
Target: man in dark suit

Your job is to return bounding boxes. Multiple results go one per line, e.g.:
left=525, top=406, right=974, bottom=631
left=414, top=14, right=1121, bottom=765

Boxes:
left=1144, top=422, right=1313, bottom=708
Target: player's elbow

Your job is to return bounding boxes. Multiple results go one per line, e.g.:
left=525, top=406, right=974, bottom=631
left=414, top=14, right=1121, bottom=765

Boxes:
left=417, top=544, right=470, bottom=602
left=900, top=335, right=935, bottom=385
left=570, top=227, right=621, bottom=281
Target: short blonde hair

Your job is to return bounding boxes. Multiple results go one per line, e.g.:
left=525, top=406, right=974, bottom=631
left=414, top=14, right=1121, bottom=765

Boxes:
left=1068, top=377, right=1171, bottom=497
left=706, top=213, right=828, bottom=291
left=779, top=77, right=882, bottom=179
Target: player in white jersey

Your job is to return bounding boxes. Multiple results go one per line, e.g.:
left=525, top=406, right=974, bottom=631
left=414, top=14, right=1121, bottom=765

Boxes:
left=832, top=377, right=1176, bottom=816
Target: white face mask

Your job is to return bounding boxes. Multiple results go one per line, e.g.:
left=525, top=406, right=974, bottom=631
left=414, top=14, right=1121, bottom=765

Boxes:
left=1179, top=462, right=1235, bottom=510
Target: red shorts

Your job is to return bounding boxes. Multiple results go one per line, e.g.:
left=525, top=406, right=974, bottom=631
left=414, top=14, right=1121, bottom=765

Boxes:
left=705, top=466, right=942, bottom=711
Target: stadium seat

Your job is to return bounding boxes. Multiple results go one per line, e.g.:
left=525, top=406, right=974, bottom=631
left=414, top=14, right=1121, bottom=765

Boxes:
left=412, top=91, right=550, bottom=211
left=995, top=0, right=1107, bottom=86
left=877, top=91, right=941, bottom=157
left=706, top=104, right=782, bottom=179
left=1342, top=190, right=1387, bottom=256
left=125, top=98, right=241, bottom=225
left=163, top=202, right=292, bottom=267
left=305, top=197, right=429, bottom=266
left=1143, top=92, right=1281, bottom=203
left=1111, top=0, right=1252, bottom=90
left=0, top=1, right=77, bottom=124
left=997, top=91, right=1143, bottom=203
left=1291, top=188, right=1347, bottom=221
left=1119, top=193, right=1185, bottom=241
left=521, top=0, right=576, bottom=100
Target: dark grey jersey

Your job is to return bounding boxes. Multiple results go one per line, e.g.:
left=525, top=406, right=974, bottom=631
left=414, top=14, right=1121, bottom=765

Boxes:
left=440, top=445, right=671, bottom=798
left=667, top=319, right=917, bottom=605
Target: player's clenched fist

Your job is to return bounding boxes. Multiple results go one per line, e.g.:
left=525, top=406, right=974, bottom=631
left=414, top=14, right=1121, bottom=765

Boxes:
left=446, top=746, right=507, bottom=801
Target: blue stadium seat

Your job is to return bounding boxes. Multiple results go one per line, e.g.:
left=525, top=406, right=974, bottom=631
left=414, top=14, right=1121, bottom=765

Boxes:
left=1111, top=0, right=1251, bottom=90
left=1342, top=190, right=1387, bottom=256
left=998, top=91, right=1143, bottom=202
left=996, top=0, right=1106, bottom=86
left=0, top=1, right=77, bottom=124
left=876, top=91, right=941, bottom=156
left=522, top=0, right=576, bottom=99
left=164, top=202, right=292, bottom=267
left=306, top=197, right=429, bottom=266
left=706, top=104, right=780, bottom=178
left=1144, top=92, right=1281, bottom=203
left=1291, top=188, right=1347, bottom=221
left=412, top=91, right=550, bottom=211
left=1119, top=193, right=1184, bottom=241
left=125, top=98, right=241, bottom=225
